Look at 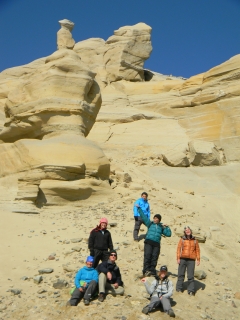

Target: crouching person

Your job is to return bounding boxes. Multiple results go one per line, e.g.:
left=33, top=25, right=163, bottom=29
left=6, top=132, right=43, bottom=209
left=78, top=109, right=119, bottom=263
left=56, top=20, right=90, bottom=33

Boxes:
left=141, top=265, right=175, bottom=318
left=97, top=250, right=124, bottom=302
left=68, top=256, right=98, bottom=306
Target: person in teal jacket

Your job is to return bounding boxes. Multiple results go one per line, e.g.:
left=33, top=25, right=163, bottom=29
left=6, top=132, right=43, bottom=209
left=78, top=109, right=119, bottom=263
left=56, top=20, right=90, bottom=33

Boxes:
left=137, top=206, right=172, bottom=276
left=133, top=192, right=151, bottom=241
left=67, top=256, right=99, bottom=306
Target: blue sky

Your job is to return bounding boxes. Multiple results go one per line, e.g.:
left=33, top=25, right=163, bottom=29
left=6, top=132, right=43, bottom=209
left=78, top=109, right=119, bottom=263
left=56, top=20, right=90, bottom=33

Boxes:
left=0, top=0, right=240, bottom=78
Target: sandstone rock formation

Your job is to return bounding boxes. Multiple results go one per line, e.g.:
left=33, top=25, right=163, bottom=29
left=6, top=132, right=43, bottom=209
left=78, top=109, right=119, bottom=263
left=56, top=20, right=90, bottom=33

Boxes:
left=0, top=20, right=240, bottom=210
left=57, top=19, right=75, bottom=50
left=0, top=31, right=110, bottom=207
left=73, top=22, right=152, bottom=86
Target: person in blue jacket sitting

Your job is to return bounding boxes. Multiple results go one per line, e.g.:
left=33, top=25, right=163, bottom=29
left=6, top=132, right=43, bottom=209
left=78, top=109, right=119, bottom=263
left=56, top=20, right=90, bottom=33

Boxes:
left=133, top=192, right=151, bottom=241
left=136, top=206, right=172, bottom=277
left=67, top=256, right=98, bottom=306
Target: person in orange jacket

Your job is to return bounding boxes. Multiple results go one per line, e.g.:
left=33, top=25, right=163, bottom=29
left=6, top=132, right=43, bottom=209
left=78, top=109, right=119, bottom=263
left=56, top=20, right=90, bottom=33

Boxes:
left=176, top=226, right=200, bottom=296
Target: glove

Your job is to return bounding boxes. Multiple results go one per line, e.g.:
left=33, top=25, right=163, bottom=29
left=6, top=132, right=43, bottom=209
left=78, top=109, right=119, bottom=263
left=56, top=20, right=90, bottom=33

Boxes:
left=90, top=250, right=94, bottom=257
left=134, top=216, right=138, bottom=221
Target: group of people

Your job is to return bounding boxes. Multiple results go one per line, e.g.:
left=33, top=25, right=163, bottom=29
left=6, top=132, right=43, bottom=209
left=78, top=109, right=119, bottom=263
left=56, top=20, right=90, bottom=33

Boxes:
left=67, top=192, right=201, bottom=318
left=67, top=218, right=124, bottom=306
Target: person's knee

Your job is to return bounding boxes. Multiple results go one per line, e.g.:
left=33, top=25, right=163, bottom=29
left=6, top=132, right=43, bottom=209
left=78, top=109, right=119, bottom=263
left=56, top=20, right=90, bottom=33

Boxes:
left=115, top=286, right=124, bottom=295
left=99, top=273, right=106, bottom=280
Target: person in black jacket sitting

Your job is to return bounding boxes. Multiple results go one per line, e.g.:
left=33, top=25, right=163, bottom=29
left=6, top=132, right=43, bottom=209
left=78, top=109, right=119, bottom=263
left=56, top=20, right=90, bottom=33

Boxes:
left=97, top=250, right=124, bottom=302
left=88, top=217, right=113, bottom=268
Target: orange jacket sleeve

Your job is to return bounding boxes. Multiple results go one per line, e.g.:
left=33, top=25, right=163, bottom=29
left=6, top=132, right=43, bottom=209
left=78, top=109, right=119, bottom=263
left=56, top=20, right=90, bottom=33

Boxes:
left=177, top=238, right=182, bottom=260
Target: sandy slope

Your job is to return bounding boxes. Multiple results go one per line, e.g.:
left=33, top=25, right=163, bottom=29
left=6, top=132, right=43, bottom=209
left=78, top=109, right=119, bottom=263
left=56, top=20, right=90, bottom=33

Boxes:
left=0, top=160, right=240, bottom=320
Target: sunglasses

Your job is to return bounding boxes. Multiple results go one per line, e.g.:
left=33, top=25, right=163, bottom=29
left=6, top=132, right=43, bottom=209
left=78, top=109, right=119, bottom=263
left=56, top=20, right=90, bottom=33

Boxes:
left=110, top=253, right=117, bottom=257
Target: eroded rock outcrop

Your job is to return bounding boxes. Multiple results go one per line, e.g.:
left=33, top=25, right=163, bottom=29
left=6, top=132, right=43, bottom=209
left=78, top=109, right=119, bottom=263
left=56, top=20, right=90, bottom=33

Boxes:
left=0, top=22, right=111, bottom=207
left=57, top=19, right=75, bottom=50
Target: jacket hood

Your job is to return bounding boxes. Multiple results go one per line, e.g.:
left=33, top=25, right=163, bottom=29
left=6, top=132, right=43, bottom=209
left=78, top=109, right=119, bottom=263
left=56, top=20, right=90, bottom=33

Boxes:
left=83, top=266, right=95, bottom=271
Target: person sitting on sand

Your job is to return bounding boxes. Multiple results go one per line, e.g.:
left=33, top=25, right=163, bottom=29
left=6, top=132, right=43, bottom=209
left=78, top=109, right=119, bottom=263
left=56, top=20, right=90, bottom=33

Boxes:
left=97, top=250, right=124, bottom=302
left=176, top=226, right=200, bottom=296
left=141, top=265, right=175, bottom=317
left=67, top=256, right=98, bottom=306
left=136, top=205, right=172, bottom=276
left=88, top=217, right=113, bottom=268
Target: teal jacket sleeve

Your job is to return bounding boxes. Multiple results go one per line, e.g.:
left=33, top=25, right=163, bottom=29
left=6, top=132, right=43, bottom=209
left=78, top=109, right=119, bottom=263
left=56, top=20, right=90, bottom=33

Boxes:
left=162, top=225, right=172, bottom=237
left=74, top=269, right=83, bottom=288
left=138, top=207, right=151, bottom=227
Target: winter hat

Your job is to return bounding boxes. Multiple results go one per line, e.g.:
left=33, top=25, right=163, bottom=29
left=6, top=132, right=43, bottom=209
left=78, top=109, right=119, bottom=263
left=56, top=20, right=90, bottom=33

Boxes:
left=160, top=265, right=168, bottom=272
left=184, top=226, right=192, bottom=232
left=86, top=256, right=94, bottom=263
left=153, top=214, right=162, bottom=221
left=100, top=217, right=108, bottom=224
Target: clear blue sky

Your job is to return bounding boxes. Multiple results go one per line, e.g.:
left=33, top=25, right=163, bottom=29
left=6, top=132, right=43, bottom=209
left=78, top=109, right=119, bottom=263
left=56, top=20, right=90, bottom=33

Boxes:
left=0, top=0, right=240, bottom=78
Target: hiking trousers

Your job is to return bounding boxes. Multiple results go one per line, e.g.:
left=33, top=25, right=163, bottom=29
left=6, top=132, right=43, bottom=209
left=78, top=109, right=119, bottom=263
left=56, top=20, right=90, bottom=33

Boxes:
left=147, top=295, right=172, bottom=313
left=98, top=273, right=124, bottom=295
left=176, top=258, right=195, bottom=293
left=143, top=242, right=160, bottom=274
left=133, top=217, right=143, bottom=240
left=69, top=280, right=97, bottom=306
left=92, top=249, right=109, bottom=268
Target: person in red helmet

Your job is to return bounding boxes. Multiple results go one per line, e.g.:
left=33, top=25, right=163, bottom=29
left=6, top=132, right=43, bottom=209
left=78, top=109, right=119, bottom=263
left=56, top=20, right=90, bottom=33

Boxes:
left=88, top=217, right=113, bottom=268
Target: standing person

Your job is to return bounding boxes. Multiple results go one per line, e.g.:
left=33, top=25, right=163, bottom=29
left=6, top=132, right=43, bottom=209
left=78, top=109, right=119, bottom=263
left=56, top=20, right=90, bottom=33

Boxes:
left=137, top=206, right=171, bottom=276
left=97, top=250, right=124, bottom=302
left=176, top=226, right=200, bottom=296
left=67, top=256, right=98, bottom=306
left=141, top=265, right=175, bottom=317
left=88, top=217, right=113, bottom=268
left=133, top=192, right=150, bottom=241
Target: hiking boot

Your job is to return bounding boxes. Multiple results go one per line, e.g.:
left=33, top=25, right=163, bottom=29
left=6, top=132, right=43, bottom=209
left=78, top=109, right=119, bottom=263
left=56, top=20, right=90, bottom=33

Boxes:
left=142, top=306, right=150, bottom=315
left=168, top=309, right=175, bottom=318
left=98, top=293, right=105, bottom=302
left=188, top=291, right=195, bottom=296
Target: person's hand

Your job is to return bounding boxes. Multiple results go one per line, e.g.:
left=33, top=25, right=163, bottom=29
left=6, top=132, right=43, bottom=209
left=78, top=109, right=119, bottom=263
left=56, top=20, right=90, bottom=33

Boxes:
left=196, top=260, right=200, bottom=266
left=79, top=287, right=83, bottom=292
left=135, top=204, right=140, bottom=207
left=141, top=278, right=146, bottom=283
left=113, top=283, right=118, bottom=289
left=163, top=224, right=168, bottom=227
left=177, top=259, right=180, bottom=264
left=159, top=296, right=162, bottom=300
left=107, top=272, right=112, bottom=280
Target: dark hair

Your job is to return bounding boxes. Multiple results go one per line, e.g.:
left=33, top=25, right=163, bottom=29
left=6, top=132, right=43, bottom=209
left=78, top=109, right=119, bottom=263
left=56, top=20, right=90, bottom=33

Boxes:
left=160, top=265, right=168, bottom=272
left=141, top=192, right=148, bottom=197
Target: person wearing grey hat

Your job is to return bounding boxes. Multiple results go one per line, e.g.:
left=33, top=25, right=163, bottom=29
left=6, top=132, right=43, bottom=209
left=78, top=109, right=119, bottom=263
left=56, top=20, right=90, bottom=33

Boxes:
left=141, top=265, right=175, bottom=317
left=135, top=206, right=172, bottom=277
left=176, top=226, right=200, bottom=296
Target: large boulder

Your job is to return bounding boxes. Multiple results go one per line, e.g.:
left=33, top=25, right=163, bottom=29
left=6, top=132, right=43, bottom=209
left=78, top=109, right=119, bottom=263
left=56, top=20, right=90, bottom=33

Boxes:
left=189, top=140, right=222, bottom=166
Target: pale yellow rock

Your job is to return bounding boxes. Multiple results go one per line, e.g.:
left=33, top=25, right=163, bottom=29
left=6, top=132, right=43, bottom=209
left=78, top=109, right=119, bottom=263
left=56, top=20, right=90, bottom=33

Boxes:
left=189, top=140, right=221, bottom=166
left=57, top=19, right=75, bottom=50
left=104, top=23, right=152, bottom=83
left=163, top=150, right=190, bottom=167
